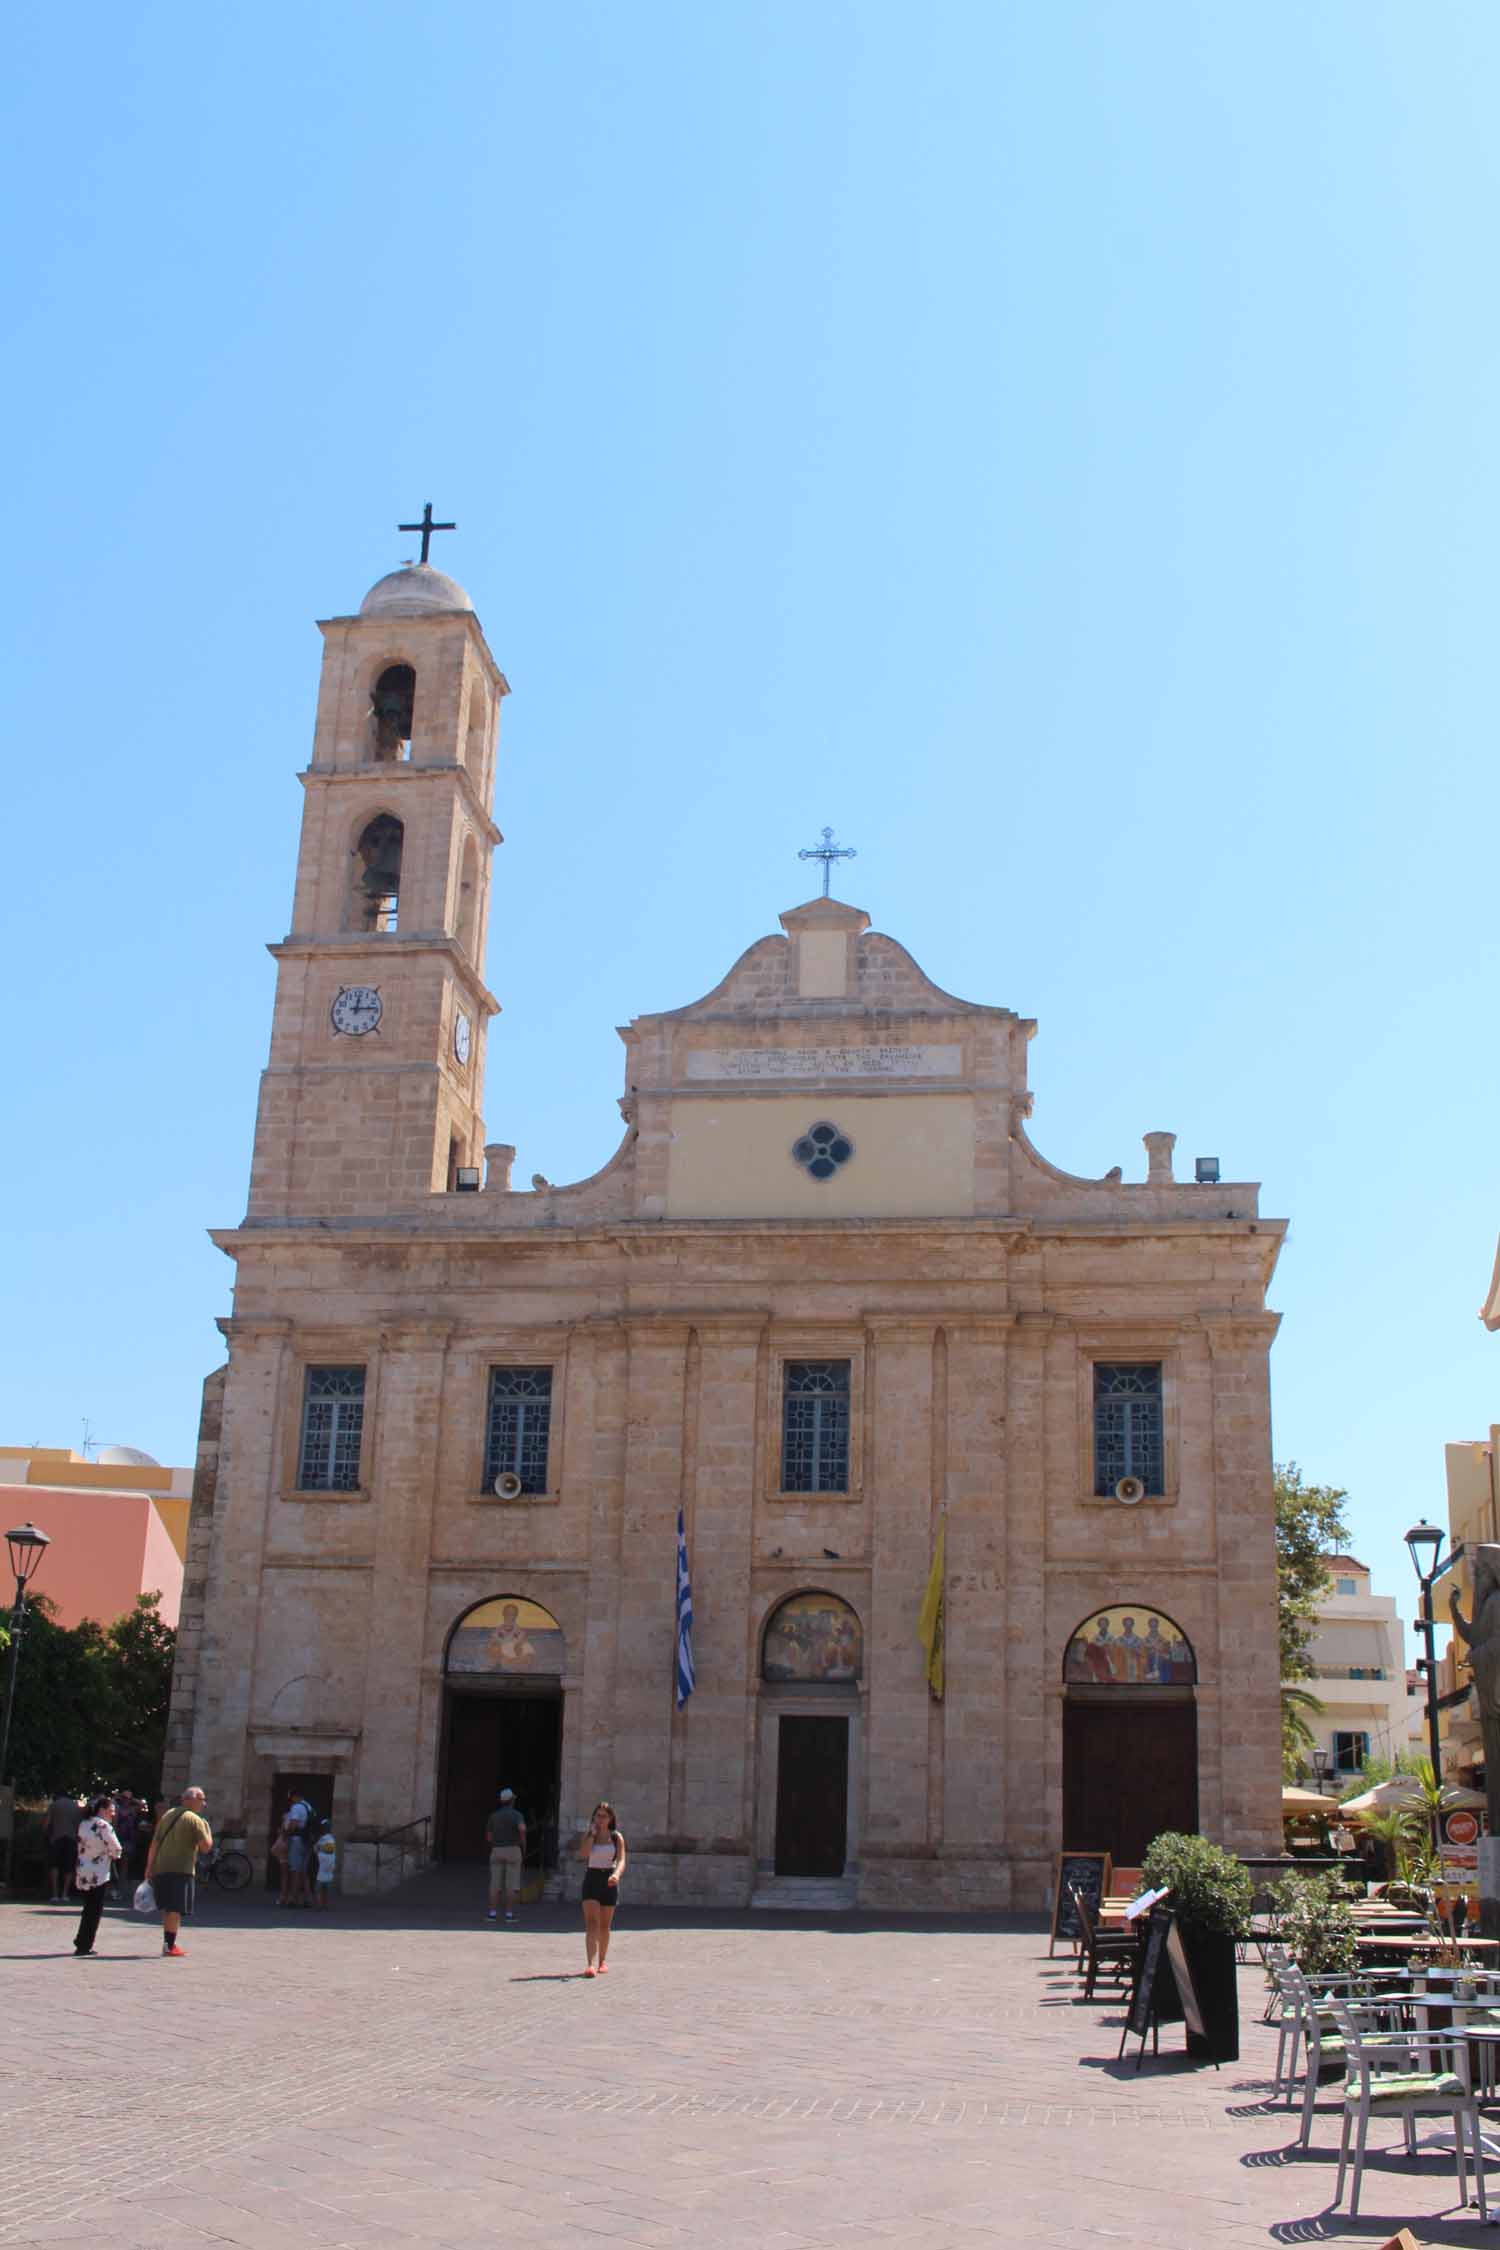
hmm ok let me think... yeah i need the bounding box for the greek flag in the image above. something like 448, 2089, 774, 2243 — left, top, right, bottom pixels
675, 1507, 696, 1708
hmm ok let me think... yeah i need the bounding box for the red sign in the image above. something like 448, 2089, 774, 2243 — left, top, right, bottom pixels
1446, 1810, 1480, 1848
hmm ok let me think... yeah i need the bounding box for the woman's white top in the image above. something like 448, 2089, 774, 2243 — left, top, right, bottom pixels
75, 1817, 122, 1892
588, 1840, 618, 1869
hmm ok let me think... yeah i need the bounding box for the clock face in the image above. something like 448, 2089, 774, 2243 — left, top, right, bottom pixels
331, 985, 382, 1036
453, 1011, 472, 1066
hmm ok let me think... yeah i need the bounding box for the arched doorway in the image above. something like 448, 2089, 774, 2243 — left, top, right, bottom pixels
1061, 1605, 1198, 1865
761, 1591, 862, 1879
438, 1596, 565, 1865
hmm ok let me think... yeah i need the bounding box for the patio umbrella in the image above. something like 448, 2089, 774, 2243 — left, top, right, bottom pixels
1338, 1777, 1485, 1820
1282, 1785, 1342, 1815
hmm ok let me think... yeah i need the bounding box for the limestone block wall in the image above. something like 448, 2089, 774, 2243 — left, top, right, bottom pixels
182, 1212, 1281, 1907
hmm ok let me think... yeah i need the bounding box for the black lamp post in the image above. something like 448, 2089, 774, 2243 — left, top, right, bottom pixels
1405, 1517, 1461, 1806
0, 1522, 50, 1790
1310, 1745, 1331, 1793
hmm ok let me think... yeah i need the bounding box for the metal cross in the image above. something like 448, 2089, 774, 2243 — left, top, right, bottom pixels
397, 501, 456, 565
798, 825, 857, 898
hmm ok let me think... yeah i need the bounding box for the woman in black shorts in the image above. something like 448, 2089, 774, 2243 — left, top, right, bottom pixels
576, 1801, 627, 1977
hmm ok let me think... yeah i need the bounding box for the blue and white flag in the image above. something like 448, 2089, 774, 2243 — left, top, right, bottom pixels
675, 1507, 696, 1709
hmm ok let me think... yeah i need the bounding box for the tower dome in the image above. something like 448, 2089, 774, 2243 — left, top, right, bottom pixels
360, 563, 474, 617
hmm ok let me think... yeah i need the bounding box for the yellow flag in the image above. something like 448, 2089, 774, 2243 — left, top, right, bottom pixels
917, 1516, 945, 1700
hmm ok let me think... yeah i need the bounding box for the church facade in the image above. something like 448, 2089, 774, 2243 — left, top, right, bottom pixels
166, 555, 1286, 1907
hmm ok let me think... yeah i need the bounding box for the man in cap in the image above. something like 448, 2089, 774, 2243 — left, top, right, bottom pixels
484, 1789, 527, 1923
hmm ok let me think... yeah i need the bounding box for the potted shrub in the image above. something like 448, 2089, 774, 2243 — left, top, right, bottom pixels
1273, 1869, 1360, 1982
1141, 1831, 1252, 2062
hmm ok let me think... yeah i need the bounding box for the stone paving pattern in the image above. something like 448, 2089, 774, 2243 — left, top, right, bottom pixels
2, 1881, 1486, 2249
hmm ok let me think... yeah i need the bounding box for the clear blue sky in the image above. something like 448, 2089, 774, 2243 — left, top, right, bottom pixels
4, 6, 1496, 1655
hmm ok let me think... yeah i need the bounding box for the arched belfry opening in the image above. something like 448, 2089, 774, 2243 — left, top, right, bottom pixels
351, 813, 403, 933
456, 833, 480, 958
1061, 1604, 1198, 1868
463, 683, 488, 774
370, 664, 415, 761
438, 1596, 565, 1869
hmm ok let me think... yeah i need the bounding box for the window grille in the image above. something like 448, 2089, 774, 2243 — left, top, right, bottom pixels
1092, 1363, 1164, 1495
297, 1366, 366, 1491
484, 1366, 553, 1494
781, 1361, 851, 1493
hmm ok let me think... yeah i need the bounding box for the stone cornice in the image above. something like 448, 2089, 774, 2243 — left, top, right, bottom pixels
267, 933, 501, 1016
380, 1319, 457, 1351
217, 1316, 293, 1343
297, 757, 503, 846
1198, 1311, 1283, 1351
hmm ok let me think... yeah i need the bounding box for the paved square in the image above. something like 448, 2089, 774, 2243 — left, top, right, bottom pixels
2, 1879, 1488, 2248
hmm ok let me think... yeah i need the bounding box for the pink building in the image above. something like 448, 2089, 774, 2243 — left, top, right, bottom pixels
2, 1487, 183, 1630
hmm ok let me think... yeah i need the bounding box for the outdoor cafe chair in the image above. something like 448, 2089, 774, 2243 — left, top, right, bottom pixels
1326, 1994, 1489, 2222
1069, 1883, 1136, 2003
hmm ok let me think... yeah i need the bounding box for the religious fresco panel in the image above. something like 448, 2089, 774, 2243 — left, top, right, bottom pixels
448, 1596, 565, 1676
1064, 1606, 1195, 1688
762, 1591, 863, 1683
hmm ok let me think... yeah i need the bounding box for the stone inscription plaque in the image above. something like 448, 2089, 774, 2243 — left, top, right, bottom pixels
685, 1043, 963, 1082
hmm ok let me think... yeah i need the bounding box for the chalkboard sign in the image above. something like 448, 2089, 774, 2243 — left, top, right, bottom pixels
1127, 1903, 1175, 2042
1049, 1852, 1112, 1954
1165, 1917, 1206, 2041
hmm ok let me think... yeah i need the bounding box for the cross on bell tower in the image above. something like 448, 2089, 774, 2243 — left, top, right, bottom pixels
397, 501, 456, 565
798, 825, 857, 899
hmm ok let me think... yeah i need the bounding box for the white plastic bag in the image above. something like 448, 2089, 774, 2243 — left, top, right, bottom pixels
132, 1879, 155, 1915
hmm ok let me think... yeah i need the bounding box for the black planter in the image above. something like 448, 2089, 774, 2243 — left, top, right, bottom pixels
1177, 1926, 1240, 2063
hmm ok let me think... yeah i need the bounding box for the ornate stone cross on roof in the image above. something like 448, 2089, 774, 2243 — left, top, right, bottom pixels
798, 825, 857, 898
398, 501, 456, 565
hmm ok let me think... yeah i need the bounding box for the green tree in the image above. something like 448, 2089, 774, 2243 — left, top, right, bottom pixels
0, 1591, 174, 1801
1276, 1462, 1352, 1679
1276, 1463, 1351, 1782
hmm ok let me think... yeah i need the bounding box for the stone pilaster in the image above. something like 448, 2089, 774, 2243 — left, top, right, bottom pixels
942, 1321, 1013, 1857
864, 1321, 938, 1864
1006, 1316, 1052, 1904
607, 1322, 691, 1838
183, 1320, 292, 1829
355, 1323, 452, 1834
678, 1320, 764, 1855
1203, 1315, 1283, 1856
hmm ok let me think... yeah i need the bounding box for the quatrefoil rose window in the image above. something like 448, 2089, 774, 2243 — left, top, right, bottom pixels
792, 1120, 854, 1181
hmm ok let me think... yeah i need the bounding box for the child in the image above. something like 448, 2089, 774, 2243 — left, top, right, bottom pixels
313, 1824, 338, 1908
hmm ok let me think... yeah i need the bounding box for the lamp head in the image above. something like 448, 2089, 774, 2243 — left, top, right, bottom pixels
5, 1522, 50, 1588
1405, 1517, 1445, 1580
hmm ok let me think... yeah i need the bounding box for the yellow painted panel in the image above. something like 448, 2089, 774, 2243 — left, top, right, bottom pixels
664, 1093, 974, 1218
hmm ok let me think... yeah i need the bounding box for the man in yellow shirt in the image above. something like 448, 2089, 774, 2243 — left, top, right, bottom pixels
145, 1787, 213, 1958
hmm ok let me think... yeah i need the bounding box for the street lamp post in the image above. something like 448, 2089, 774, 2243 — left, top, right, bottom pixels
0, 1523, 51, 1791
1310, 1746, 1331, 1793
1403, 1530, 1475, 1881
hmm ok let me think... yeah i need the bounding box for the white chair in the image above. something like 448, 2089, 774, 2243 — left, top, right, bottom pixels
1327, 1995, 1488, 2221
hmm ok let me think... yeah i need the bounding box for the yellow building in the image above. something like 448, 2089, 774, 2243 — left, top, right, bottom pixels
1438, 1437, 1500, 1785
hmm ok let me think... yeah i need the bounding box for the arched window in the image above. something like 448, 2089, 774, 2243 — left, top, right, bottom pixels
447, 1596, 565, 1677
464, 682, 488, 773
762, 1590, 862, 1683
370, 664, 416, 762
1063, 1606, 1195, 1687
351, 812, 403, 933
455, 833, 480, 957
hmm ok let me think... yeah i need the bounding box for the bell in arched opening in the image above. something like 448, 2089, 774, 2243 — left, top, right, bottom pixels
370, 664, 416, 761
354, 813, 403, 933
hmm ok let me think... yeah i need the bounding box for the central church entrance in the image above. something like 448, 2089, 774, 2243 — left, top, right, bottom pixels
439, 1596, 565, 1867
1061, 1604, 1199, 1865
762, 1590, 863, 1881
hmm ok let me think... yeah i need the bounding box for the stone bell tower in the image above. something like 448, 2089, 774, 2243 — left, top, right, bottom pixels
245, 547, 507, 1219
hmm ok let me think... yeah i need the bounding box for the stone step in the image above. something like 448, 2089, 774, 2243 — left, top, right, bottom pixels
750, 1877, 857, 1912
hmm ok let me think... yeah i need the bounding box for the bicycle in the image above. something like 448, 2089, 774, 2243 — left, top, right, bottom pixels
199, 1841, 254, 1892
